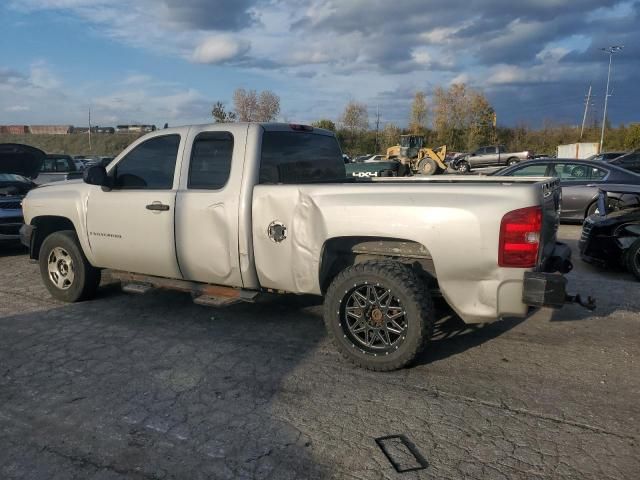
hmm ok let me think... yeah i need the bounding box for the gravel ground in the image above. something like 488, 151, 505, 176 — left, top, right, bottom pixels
0, 225, 638, 480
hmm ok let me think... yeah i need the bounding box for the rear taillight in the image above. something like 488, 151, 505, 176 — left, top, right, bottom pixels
498, 206, 542, 268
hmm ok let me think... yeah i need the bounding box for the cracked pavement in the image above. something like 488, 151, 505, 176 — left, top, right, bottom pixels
0, 225, 638, 479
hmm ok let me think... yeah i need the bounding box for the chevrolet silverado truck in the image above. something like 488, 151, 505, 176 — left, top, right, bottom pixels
20, 123, 582, 371
452, 145, 534, 173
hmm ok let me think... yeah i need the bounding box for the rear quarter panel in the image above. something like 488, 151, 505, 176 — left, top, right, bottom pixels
252, 180, 551, 323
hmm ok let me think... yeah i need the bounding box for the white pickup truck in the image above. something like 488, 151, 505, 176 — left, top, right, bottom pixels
20, 123, 582, 370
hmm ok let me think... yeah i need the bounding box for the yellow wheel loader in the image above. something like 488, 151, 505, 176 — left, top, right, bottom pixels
386, 135, 448, 175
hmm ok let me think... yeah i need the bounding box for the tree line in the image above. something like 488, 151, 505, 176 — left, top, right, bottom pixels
213, 84, 640, 156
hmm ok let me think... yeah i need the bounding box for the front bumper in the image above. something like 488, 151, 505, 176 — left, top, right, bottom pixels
0, 215, 24, 240
19, 223, 34, 250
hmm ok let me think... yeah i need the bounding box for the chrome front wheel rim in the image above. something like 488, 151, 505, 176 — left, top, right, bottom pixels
47, 247, 75, 290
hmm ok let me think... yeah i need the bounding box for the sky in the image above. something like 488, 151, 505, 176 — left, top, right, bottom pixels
0, 0, 639, 129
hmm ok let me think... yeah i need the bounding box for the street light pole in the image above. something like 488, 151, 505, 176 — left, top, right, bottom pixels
599, 45, 623, 152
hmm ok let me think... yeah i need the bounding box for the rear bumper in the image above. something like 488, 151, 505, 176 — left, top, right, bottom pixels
522, 242, 572, 309
522, 272, 568, 308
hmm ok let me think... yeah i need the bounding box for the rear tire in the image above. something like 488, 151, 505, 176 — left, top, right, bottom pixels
323, 261, 434, 371
508, 158, 519, 166
39, 231, 101, 302
624, 239, 640, 281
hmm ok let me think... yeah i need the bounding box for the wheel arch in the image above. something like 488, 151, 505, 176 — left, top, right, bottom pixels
319, 236, 437, 294
30, 215, 78, 260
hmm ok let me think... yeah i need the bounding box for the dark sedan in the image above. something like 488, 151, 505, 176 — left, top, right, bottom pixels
609, 149, 640, 174
492, 158, 640, 221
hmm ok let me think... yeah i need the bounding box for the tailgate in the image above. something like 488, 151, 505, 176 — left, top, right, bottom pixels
538, 178, 562, 269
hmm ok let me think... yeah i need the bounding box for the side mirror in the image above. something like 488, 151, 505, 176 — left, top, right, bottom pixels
83, 165, 111, 189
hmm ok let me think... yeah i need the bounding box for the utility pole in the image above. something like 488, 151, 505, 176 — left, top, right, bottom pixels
88, 107, 92, 152
580, 85, 592, 140
600, 45, 624, 152
374, 105, 380, 153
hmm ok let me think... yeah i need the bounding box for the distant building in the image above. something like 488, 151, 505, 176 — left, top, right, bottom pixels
29, 125, 73, 135
1, 125, 29, 134
116, 124, 156, 133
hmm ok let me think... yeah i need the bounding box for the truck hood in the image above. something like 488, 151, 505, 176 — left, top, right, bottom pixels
0, 143, 46, 179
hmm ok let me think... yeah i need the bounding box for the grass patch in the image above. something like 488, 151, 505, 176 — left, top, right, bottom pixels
0, 133, 141, 156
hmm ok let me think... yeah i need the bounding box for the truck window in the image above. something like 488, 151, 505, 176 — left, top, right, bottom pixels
259, 131, 345, 184
113, 134, 180, 189
188, 132, 234, 190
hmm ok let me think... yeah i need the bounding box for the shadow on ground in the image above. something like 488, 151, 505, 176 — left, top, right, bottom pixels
0, 288, 330, 480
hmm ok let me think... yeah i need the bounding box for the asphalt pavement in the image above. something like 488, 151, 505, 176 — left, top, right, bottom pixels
0, 225, 638, 479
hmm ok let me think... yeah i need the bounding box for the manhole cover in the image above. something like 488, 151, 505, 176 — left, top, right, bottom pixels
375, 435, 428, 473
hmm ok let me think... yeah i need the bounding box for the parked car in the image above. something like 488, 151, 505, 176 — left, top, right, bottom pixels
580, 185, 640, 280
585, 152, 625, 162
361, 155, 387, 162
609, 149, 640, 174
451, 145, 534, 173
37, 154, 83, 184
492, 158, 640, 221
21, 122, 580, 371
0, 144, 44, 241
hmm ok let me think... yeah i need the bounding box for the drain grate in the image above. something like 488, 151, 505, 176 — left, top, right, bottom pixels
375, 435, 428, 473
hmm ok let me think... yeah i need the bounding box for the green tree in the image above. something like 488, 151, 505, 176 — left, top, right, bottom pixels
312, 119, 336, 131
433, 83, 495, 151
211, 101, 236, 123
382, 123, 402, 149
624, 124, 640, 150
409, 91, 428, 135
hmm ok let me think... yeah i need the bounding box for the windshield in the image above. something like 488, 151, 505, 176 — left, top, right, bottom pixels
0, 173, 29, 183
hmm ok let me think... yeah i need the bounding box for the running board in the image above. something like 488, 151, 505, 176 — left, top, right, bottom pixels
109, 270, 259, 306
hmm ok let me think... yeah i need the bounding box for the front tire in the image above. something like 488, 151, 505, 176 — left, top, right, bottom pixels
418, 158, 438, 176
323, 261, 434, 371
457, 160, 470, 173
39, 231, 101, 302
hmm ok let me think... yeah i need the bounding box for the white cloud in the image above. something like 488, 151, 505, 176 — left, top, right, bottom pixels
5, 105, 30, 112
29, 62, 61, 89
191, 35, 250, 64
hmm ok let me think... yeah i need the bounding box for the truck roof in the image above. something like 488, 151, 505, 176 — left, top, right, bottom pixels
168, 122, 335, 136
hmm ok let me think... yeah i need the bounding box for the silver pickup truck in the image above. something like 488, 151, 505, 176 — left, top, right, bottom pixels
20, 123, 579, 370
452, 145, 534, 173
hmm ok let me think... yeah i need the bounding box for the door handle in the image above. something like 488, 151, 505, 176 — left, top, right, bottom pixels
146, 202, 170, 211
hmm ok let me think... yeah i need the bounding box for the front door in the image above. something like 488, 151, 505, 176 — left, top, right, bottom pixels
86, 133, 184, 279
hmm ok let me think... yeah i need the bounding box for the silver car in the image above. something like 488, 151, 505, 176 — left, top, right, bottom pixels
494, 158, 640, 221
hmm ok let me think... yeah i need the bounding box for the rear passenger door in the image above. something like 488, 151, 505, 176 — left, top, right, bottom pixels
174, 125, 248, 287
481, 146, 499, 166
550, 162, 608, 219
